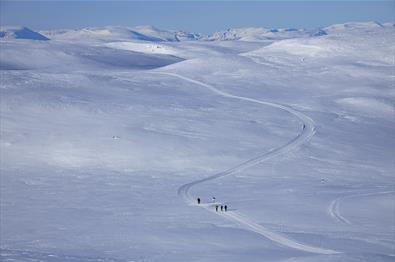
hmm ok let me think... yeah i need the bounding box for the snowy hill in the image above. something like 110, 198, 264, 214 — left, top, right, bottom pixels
40, 25, 201, 42
243, 21, 394, 64
132, 25, 201, 41
40, 26, 160, 42
323, 21, 386, 33
205, 27, 322, 41
204, 22, 393, 42
0, 26, 49, 40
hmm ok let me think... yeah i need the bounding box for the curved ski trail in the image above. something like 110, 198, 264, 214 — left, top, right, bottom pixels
328, 191, 394, 225
154, 72, 339, 255
328, 197, 352, 225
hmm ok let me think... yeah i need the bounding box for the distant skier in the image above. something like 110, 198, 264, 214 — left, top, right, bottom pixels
220, 205, 223, 211
224, 205, 227, 212
215, 205, 219, 212
212, 197, 216, 203
197, 198, 201, 204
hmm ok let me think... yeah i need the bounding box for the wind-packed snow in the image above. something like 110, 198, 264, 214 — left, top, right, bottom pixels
1, 22, 394, 262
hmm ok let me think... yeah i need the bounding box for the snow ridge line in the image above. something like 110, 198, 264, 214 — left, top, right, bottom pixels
151, 72, 339, 255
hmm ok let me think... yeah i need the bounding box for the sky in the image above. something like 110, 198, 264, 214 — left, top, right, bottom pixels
0, 1, 394, 34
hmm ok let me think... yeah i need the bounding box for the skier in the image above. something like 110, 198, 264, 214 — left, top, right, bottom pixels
224, 205, 227, 212
220, 205, 223, 211
215, 205, 219, 212
197, 198, 201, 204
212, 196, 216, 203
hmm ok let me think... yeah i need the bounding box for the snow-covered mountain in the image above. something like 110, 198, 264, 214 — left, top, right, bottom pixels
323, 21, 388, 33
132, 25, 201, 41
204, 22, 393, 41
205, 27, 317, 41
0, 26, 49, 40
3, 22, 393, 44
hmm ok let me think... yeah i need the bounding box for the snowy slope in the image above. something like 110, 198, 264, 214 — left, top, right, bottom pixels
1, 22, 394, 262
0, 39, 183, 70
0, 26, 49, 40
243, 21, 394, 65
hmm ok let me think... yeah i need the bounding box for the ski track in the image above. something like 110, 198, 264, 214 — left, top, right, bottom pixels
328, 191, 395, 225
151, 72, 340, 255
328, 197, 352, 225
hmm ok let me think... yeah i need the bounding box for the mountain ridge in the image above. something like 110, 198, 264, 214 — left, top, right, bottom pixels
1, 21, 392, 42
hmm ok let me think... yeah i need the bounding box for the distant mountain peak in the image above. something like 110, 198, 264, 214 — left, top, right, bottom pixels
0, 26, 49, 40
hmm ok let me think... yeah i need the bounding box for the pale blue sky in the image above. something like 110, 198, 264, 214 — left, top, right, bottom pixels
1, 1, 393, 34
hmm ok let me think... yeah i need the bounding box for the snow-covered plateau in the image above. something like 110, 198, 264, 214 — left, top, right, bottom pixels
0, 22, 394, 262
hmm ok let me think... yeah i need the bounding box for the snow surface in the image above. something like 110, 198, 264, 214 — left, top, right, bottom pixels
1, 22, 394, 261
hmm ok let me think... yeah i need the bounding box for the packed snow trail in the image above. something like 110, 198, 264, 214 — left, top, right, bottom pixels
152, 72, 340, 255
328, 191, 394, 225
328, 196, 352, 225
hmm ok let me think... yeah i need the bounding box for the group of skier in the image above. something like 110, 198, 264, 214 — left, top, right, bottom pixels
196, 197, 228, 212
215, 204, 227, 212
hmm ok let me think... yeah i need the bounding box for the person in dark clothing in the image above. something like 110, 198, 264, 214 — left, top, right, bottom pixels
197, 198, 201, 204
215, 205, 219, 212
224, 205, 227, 212
220, 205, 223, 211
